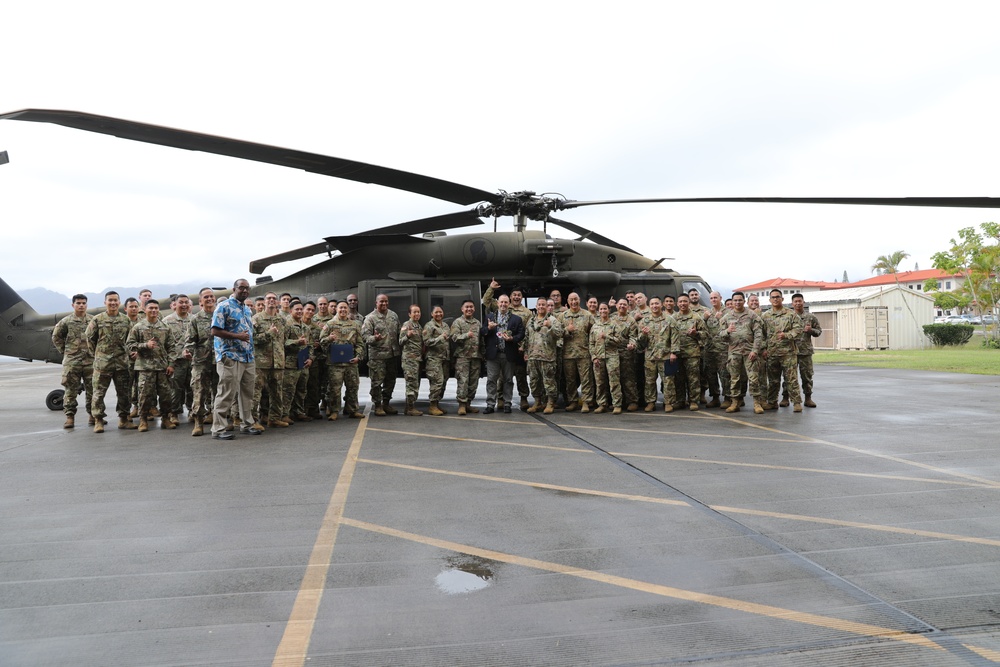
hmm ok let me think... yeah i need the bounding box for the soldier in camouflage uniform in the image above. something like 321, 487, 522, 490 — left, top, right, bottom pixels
306, 296, 333, 418
51, 294, 95, 429
761, 289, 804, 412
482, 280, 532, 410
163, 294, 194, 425
322, 301, 365, 420
126, 300, 180, 432
670, 294, 706, 411
450, 300, 484, 415
719, 292, 765, 414
559, 292, 594, 412
252, 293, 287, 427
185, 288, 220, 436
788, 293, 821, 408
637, 297, 674, 412
612, 299, 640, 411
422, 306, 450, 416
525, 299, 563, 414
86, 291, 136, 433
702, 291, 728, 409
281, 302, 313, 422
363, 294, 402, 416
399, 304, 425, 416
296, 302, 323, 418
589, 302, 623, 413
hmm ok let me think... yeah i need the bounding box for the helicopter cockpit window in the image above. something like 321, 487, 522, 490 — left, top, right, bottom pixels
428, 287, 474, 323
681, 281, 713, 300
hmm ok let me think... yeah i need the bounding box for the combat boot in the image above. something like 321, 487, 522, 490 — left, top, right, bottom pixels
707, 396, 721, 409
63, 415, 74, 429
520, 397, 529, 411
720, 398, 732, 410
191, 418, 203, 436
405, 399, 423, 416
268, 419, 289, 428
753, 400, 764, 415
382, 401, 398, 415
458, 402, 467, 416
87, 414, 96, 426
128, 406, 139, 419
94, 420, 104, 433
689, 402, 699, 411
162, 415, 177, 429
580, 403, 590, 413
428, 401, 445, 416
793, 403, 803, 413
138, 418, 149, 433
594, 405, 606, 413
526, 402, 538, 413
626, 403, 638, 412
373, 403, 387, 416
543, 401, 555, 415
612, 406, 622, 415
664, 404, 674, 413
564, 401, 579, 412
644, 403, 655, 412
467, 404, 480, 413
119, 418, 137, 430
725, 402, 740, 413
804, 395, 817, 408
779, 396, 790, 408
327, 412, 339, 421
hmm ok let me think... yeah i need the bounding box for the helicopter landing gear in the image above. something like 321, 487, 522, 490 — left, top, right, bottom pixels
46, 389, 65, 411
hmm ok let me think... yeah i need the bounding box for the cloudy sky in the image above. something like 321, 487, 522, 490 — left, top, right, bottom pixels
2, 2, 999, 298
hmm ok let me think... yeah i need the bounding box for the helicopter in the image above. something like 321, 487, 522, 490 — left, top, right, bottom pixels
2, 108, 1000, 408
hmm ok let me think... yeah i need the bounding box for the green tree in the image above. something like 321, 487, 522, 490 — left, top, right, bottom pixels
932, 223, 1000, 340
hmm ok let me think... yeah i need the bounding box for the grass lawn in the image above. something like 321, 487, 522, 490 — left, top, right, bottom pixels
814, 337, 1000, 375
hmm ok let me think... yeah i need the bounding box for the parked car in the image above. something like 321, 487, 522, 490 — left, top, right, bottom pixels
982, 315, 996, 325
939, 316, 968, 325
960, 314, 983, 325
934, 315, 953, 323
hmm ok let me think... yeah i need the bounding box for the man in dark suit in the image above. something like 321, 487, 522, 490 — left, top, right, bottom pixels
481, 294, 525, 414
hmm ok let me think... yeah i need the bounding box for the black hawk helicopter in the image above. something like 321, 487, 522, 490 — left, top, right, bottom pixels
1, 109, 999, 408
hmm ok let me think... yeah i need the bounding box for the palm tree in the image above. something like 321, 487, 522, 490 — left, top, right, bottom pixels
871, 250, 918, 327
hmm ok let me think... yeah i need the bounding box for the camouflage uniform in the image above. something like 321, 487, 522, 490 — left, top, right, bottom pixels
306, 312, 333, 417
612, 313, 640, 408
482, 285, 531, 405
559, 308, 595, 408
399, 319, 425, 405
638, 312, 674, 407
762, 308, 804, 407
525, 314, 563, 407
589, 318, 622, 409
282, 317, 313, 419
719, 309, 764, 404
703, 308, 729, 401
126, 319, 179, 420
322, 317, 364, 415
52, 312, 95, 420
450, 314, 484, 406
422, 318, 451, 404
362, 309, 401, 406
252, 311, 286, 423
670, 311, 706, 405
163, 312, 194, 417
86, 312, 134, 423
791, 311, 822, 399
185, 309, 218, 422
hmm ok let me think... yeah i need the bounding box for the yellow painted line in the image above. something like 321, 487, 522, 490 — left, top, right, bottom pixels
271, 411, 368, 667
964, 643, 1000, 662
700, 411, 1000, 489
568, 423, 812, 443
610, 452, 995, 489
713, 505, 1000, 548
358, 458, 689, 506
341, 517, 942, 652
366, 427, 590, 453
360, 457, 1000, 549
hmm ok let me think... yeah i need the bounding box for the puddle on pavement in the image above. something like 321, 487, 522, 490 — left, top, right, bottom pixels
435, 555, 497, 594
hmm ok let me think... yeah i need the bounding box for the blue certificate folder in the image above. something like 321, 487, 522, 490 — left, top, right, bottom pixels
296, 348, 311, 369
663, 358, 679, 377
329, 344, 355, 363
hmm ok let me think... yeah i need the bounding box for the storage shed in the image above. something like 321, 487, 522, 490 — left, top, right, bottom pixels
801, 285, 935, 350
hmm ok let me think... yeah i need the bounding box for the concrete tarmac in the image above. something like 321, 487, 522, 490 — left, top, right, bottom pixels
2, 361, 1000, 666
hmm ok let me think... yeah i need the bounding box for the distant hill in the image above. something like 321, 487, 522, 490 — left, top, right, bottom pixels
20, 282, 226, 315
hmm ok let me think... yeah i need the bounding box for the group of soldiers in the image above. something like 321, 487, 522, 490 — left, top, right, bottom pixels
51, 282, 821, 435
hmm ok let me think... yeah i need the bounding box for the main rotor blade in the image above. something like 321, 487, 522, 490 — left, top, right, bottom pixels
1, 109, 498, 207
546, 217, 639, 255
559, 196, 1000, 210
249, 242, 334, 275
360, 209, 484, 236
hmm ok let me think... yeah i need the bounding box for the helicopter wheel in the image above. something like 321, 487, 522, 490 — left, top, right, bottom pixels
46, 389, 65, 412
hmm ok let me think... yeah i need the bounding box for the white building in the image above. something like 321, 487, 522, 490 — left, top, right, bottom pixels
803, 285, 935, 350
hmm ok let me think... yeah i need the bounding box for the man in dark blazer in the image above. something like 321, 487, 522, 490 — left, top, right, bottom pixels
481, 293, 525, 414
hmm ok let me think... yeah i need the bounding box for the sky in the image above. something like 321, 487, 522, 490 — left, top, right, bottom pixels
2, 2, 999, 298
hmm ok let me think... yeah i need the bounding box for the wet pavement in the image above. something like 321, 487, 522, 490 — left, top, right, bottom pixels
2, 361, 1000, 666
